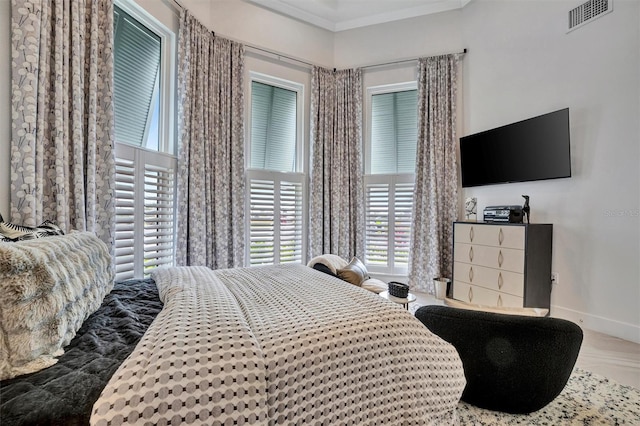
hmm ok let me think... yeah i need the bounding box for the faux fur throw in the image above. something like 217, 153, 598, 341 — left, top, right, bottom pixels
0, 232, 114, 380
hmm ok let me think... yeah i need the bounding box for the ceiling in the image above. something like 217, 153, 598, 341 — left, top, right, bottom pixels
247, 0, 471, 32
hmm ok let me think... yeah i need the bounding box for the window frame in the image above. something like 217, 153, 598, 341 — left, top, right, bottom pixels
245, 72, 306, 267
364, 81, 418, 277
115, 0, 176, 155
113, 0, 177, 280
246, 72, 304, 173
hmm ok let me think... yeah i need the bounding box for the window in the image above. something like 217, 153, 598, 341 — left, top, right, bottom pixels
365, 85, 418, 275
113, 2, 176, 280
246, 75, 305, 266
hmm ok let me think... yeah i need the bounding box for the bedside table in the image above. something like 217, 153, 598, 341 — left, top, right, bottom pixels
379, 291, 417, 310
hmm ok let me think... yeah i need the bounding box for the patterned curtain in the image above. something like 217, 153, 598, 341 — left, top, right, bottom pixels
176, 10, 245, 269
10, 0, 116, 249
308, 67, 364, 260
409, 54, 460, 293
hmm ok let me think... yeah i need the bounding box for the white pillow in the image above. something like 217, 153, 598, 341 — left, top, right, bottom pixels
361, 278, 387, 294
306, 254, 348, 274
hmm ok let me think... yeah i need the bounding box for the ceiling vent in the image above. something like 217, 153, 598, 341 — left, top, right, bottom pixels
568, 0, 613, 32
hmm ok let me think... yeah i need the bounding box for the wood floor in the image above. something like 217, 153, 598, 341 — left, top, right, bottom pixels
411, 291, 640, 389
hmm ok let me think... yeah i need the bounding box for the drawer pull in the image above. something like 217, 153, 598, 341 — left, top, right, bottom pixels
498, 250, 504, 267
497, 295, 503, 307
498, 272, 504, 289
469, 267, 474, 282
498, 228, 504, 245
469, 246, 474, 262
468, 287, 473, 302
469, 226, 474, 242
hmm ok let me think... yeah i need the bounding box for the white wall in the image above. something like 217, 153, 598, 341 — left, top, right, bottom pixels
0, 0, 10, 219
334, 0, 640, 343
334, 9, 463, 68
461, 0, 639, 342
182, 0, 334, 67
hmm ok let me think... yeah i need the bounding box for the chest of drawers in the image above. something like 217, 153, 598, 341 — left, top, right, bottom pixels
452, 222, 553, 310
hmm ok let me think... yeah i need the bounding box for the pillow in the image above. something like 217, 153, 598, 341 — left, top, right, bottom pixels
361, 278, 387, 294
0, 232, 114, 380
337, 257, 369, 287
0, 217, 65, 242
307, 254, 348, 274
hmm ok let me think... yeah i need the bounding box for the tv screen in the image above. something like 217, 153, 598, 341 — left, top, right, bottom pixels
460, 108, 571, 188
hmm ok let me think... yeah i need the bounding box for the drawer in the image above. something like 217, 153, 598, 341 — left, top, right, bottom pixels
454, 223, 525, 249
454, 243, 524, 273
453, 281, 524, 308
453, 262, 524, 298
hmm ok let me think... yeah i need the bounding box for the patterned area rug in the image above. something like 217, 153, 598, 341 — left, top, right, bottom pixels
456, 368, 640, 425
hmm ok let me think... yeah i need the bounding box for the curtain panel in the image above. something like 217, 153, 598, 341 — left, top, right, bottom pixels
308, 67, 364, 261
10, 0, 116, 249
176, 10, 245, 269
409, 54, 460, 293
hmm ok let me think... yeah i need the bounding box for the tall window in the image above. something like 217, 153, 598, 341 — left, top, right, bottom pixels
365, 84, 418, 275
246, 75, 305, 266
113, 2, 176, 280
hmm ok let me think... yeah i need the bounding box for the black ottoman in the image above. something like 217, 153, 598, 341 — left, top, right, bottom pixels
415, 305, 583, 414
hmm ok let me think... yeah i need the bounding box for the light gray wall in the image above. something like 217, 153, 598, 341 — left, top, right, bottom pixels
335, 0, 640, 342
183, 0, 335, 68
460, 0, 639, 341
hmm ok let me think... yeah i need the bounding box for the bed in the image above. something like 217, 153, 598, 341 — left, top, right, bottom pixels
1, 246, 466, 425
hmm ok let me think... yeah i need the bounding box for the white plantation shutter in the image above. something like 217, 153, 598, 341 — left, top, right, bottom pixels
249, 179, 275, 265
114, 144, 176, 280
248, 172, 303, 266
365, 182, 389, 266
144, 163, 175, 270
114, 154, 136, 280
279, 180, 303, 263
364, 175, 413, 274
366, 86, 418, 275
393, 182, 414, 267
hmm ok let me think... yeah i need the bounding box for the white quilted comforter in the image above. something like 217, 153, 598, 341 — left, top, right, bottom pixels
91, 265, 465, 425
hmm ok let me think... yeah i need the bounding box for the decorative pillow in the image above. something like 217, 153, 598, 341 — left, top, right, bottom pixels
307, 254, 348, 274
337, 257, 369, 287
0, 217, 65, 242
361, 278, 388, 294
0, 232, 114, 380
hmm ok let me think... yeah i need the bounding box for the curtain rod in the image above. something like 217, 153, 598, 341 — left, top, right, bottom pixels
360, 48, 467, 70
165, 0, 466, 71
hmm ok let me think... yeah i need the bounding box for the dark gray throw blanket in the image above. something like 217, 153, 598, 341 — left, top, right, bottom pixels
0, 279, 162, 426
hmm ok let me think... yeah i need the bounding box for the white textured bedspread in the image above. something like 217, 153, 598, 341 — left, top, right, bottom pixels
91, 265, 465, 425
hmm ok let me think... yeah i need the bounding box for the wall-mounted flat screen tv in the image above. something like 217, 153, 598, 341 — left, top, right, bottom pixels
460, 108, 571, 188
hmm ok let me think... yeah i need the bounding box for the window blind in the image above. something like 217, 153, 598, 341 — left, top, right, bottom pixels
370, 90, 418, 174
113, 6, 161, 148
250, 81, 297, 172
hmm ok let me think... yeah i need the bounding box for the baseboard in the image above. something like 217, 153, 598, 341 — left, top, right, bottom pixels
552, 305, 640, 344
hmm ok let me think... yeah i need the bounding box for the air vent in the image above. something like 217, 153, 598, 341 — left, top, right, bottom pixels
568, 0, 613, 32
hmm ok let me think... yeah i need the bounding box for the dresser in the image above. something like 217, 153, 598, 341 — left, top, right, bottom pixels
452, 222, 553, 310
